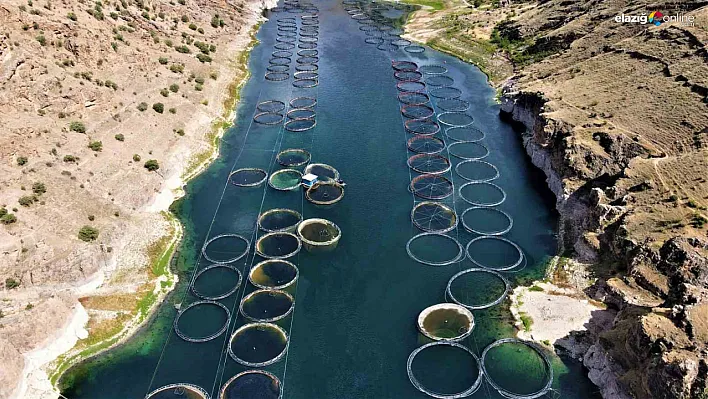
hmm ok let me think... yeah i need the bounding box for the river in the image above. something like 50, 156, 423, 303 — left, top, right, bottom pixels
59, 0, 601, 398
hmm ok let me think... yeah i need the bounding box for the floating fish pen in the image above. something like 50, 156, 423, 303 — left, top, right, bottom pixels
201, 234, 250, 264
146, 383, 210, 399
276, 148, 311, 168
173, 300, 231, 343
249, 259, 299, 290
407, 341, 483, 398
417, 303, 474, 342
303, 163, 339, 182
257, 208, 303, 233
227, 323, 289, 367
219, 370, 282, 399
411, 201, 457, 233
240, 289, 295, 322
229, 168, 268, 187
296, 218, 341, 252
268, 169, 303, 191
481, 338, 553, 399
305, 182, 344, 205
191, 264, 242, 300
446, 268, 510, 310
255, 232, 301, 259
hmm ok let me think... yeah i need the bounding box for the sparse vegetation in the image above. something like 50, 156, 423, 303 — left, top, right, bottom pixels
78, 226, 99, 242
1, 212, 18, 224
63, 155, 77, 163
88, 141, 103, 152
32, 182, 46, 195
18, 195, 38, 207
69, 121, 86, 133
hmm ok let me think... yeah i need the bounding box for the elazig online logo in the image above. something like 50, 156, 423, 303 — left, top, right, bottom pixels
615, 11, 695, 26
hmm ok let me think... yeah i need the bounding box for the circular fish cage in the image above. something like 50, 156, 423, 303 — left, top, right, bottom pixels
255, 232, 301, 259
271, 50, 293, 58
405, 45, 425, 53
229, 168, 268, 187
295, 61, 318, 70
219, 370, 282, 399
437, 98, 470, 112
249, 259, 299, 290
405, 118, 440, 136
394, 70, 423, 81
426, 75, 454, 87
253, 112, 285, 125
305, 182, 344, 205
276, 148, 311, 167
461, 207, 513, 236
146, 383, 210, 399
406, 232, 463, 266
274, 42, 295, 50
407, 154, 451, 175
419, 64, 448, 75
287, 107, 316, 120
392, 60, 418, 71
173, 300, 231, 343
410, 174, 453, 200
227, 323, 289, 367
290, 96, 317, 109
407, 135, 445, 154
466, 236, 524, 271
429, 86, 462, 99
297, 218, 341, 252
411, 201, 457, 233
437, 112, 474, 127
269, 56, 292, 66
459, 182, 506, 207
455, 160, 499, 183
397, 80, 426, 93
445, 126, 485, 142
292, 79, 319, 89
202, 234, 250, 264
402, 104, 435, 120
267, 64, 290, 73
481, 338, 554, 399
257, 208, 303, 233
304, 163, 340, 182
407, 341, 483, 399
398, 91, 430, 105
285, 117, 317, 131
417, 303, 474, 341
192, 264, 242, 300
446, 268, 510, 310
257, 100, 286, 113
240, 289, 295, 322
265, 72, 290, 81
447, 141, 489, 160
268, 169, 303, 191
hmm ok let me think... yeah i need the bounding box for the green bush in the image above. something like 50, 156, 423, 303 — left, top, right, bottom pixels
152, 103, 164, 113
32, 182, 46, 195
175, 45, 191, 54
144, 159, 160, 171
88, 215, 95, 221
133, 154, 141, 162
211, 15, 220, 28
195, 76, 205, 84
181, 15, 188, 22
67, 12, 77, 21
88, 140, 103, 151
194, 84, 203, 91
1, 213, 17, 224
63, 154, 77, 162
158, 57, 168, 65
5, 278, 20, 289
36, 35, 46, 46
160, 88, 169, 97
78, 225, 99, 242
188, 23, 197, 30
115, 133, 125, 141
69, 121, 86, 133
137, 102, 148, 111
169, 108, 176, 114
169, 83, 179, 93
17, 156, 28, 166
209, 71, 218, 80
18, 195, 37, 207
196, 54, 212, 63
169, 64, 184, 73
0, 208, 6, 217
176, 128, 185, 136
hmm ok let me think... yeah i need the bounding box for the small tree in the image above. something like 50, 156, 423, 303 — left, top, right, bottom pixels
69, 121, 86, 133
78, 225, 99, 241
144, 159, 160, 171
5, 278, 20, 289
152, 103, 164, 113
88, 141, 103, 151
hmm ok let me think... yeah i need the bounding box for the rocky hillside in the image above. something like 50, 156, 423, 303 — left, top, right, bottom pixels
0, 0, 264, 397
497, 0, 708, 398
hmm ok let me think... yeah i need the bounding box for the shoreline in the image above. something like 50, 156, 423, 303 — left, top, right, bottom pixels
13, 17, 266, 399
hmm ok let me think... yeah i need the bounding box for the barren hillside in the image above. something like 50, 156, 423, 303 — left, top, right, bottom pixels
0, 0, 265, 397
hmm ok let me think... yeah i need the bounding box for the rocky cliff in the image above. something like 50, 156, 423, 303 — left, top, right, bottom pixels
499, 1, 708, 397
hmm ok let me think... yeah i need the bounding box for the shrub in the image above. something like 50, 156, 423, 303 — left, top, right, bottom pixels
195, 76, 205, 84
0, 208, 6, 217
133, 154, 141, 162
78, 225, 99, 241
188, 23, 197, 30
63, 154, 77, 162
687, 199, 698, 208
181, 15, 188, 22
69, 121, 86, 133
144, 159, 160, 171
160, 88, 169, 97
196, 54, 212, 63
165, 39, 173, 47
32, 182, 46, 195
175, 45, 190, 54
115, 133, 125, 141
137, 102, 148, 111
1, 213, 17, 224
169, 108, 176, 114
169, 83, 179, 93
36, 35, 46, 46
88, 215, 95, 221
17, 156, 28, 166
194, 84, 203, 91
67, 12, 77, 21
5, 278, 20, 289
105, 80, 118, 90
176, 128, 185, 136
169, 64, 184, 73
211, 15, 220, 28
18, 195, 37, 207
159, 57, 168, 65
152, 103, 164, 113
209, 71, 218, 80
88, 141, 103, 151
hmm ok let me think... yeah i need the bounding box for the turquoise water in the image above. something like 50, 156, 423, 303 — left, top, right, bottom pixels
59, 1, 601, 398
